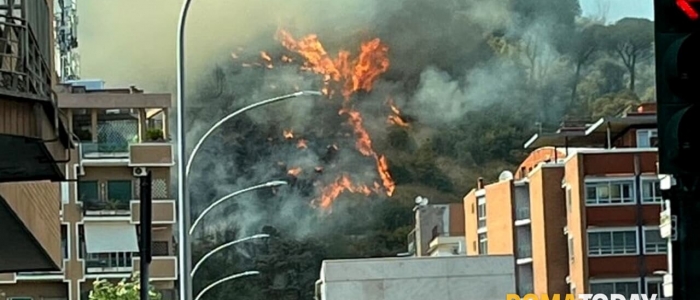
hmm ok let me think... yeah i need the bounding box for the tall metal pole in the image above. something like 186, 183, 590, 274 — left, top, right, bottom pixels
177, 1, 194, 300
139, 171, 153, 300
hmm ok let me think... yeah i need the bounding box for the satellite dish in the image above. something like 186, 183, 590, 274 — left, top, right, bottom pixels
498, 170, 514, 181
415, 196, 429, 206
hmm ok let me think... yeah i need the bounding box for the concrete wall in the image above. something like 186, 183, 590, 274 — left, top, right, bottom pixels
319, 255, 516, 300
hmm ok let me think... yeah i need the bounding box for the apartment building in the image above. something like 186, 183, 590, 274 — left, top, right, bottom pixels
0, 0, 74, 274
464, 103, 668, 298
407, 201, 465, 257
0, 80, 177, 300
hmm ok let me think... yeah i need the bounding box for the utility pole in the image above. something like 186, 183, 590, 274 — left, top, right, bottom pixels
139, 171, 153, 300
654, 0, 700, 298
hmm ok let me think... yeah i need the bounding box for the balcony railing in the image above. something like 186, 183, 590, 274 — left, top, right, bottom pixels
0, 15, 52, 101
82, 199, 131, 215
85, 256, 134, 274
80, 142, 130, 158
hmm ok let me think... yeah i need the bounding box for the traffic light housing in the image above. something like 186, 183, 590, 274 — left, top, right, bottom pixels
655, 0, 700, 176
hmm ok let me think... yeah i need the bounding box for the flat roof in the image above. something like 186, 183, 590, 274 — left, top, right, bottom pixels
57, 92, 171, 109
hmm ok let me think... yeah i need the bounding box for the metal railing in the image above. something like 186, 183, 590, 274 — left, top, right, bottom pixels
84, 256, 134, 274
0, 15, 52, 101
81, 199, 131, 215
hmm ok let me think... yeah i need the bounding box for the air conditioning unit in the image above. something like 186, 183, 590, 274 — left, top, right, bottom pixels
133, 167, 148, 177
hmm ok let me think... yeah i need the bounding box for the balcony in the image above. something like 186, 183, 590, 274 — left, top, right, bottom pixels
85, 254, 135, 274
428, 233, 466, 256
129, 143, 173, 166
131, 200, 176, 224
82, 199, 131, 216
133, 256, 177, 280
407, 228, 416, 254
0, 1, 73, 183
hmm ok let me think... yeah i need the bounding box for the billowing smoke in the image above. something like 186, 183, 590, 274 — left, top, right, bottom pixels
80, 0, 581, 240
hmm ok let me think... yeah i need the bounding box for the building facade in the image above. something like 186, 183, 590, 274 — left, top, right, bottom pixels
0, 80, 177, 300
407, 202, 465, 257
464, 104, 668, 298
0, 0, 74, 274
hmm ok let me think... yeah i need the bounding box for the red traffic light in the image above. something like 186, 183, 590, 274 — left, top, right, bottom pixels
677, 0, 700, 20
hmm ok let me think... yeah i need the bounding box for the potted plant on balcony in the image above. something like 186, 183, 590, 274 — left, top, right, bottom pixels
89, 272, 161, 300
104, 199, 124, 212
145, 128, 164, 142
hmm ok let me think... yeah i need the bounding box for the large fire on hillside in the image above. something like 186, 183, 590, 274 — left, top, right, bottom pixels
233, 29, 410, 210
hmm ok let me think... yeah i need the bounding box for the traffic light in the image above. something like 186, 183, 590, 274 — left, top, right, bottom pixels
655, 0, 700, 176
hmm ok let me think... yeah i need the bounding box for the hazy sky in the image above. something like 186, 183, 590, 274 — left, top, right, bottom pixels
75, 0, 655, 92
580, 0, 654, 22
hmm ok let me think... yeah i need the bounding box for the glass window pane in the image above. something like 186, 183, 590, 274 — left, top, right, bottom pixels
586, 186, 597, 201
107, 180, 132, 202
591, 283, 615, 295
78, 181, 98, 202
598, 184, 610, 200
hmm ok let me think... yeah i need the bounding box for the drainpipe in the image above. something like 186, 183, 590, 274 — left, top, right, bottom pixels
606, 121, 612, 149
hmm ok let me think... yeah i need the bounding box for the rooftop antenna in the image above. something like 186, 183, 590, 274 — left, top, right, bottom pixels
55, 0, 80, 82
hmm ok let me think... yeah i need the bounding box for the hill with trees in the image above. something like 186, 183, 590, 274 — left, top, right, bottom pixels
185, 0, 654, 298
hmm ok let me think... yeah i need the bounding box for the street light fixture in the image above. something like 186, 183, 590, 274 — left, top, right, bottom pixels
193, 271, 261, 300
185, 90, 322, 178
189, 181, 288, 235
190, 234, 270, 277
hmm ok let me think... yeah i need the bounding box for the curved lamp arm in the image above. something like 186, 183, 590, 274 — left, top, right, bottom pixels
185, 90, 323, 177
189, 180, 287, 235
191, 234, 270, 277
194, 271, 260, 300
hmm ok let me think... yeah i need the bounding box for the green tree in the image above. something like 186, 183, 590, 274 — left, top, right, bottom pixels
89, 273, 161, 300
604, 18, 654, 92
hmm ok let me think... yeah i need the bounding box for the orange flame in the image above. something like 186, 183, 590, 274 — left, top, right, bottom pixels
288, 167, 302, 176
260, 51, 273, 69
386, 97, 409, 127
297, 139, 308, 149
283, 129, 294, 139
316, 175, 372, 209
277, 30, 395, 209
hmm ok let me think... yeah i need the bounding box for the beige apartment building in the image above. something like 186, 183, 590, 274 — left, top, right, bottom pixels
464, 103, 668, 298
0, 0, 73, 276
0, 80, 178, 300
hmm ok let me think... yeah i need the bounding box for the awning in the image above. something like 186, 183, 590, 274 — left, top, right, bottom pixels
84, 223, 140, 253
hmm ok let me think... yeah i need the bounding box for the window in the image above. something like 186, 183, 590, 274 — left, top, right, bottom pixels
585, 180, 634, 205
77, 181, 98, 202
641, 180, 663, 203
636, 129, 658, 148
477, 197, 486, 228
568, 236, 574, 262
78, 225, 85, 258
107, 180, 132, 202
590, 281, 640, 298
61, 225, 68, 259
588, 229, 638, 256
478, 233, 488, 255
644, 228, 667, 254
565, 186, 572, 213
646, 280, 663, 296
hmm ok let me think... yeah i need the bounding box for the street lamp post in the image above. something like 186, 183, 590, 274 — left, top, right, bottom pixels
178, 3, 322, 300
185, 90, 322, 177
176, 1, 194, 300
194, 271, 261, 300
189, 181, 288, 235
190, 234, 270, 277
